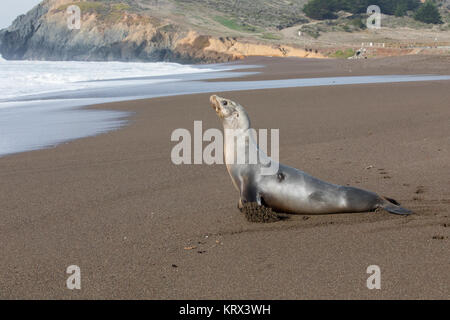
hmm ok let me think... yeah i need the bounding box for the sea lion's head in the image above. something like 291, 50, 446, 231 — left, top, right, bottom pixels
210, 95, 250, 130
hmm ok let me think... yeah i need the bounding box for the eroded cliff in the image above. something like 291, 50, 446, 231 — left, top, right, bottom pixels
0, 0, 323, 63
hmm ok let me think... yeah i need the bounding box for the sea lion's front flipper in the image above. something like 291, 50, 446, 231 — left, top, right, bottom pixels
239, 176, 261, 206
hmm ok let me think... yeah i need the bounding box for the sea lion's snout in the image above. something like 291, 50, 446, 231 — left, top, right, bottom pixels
210, 95, 222, 115
210, 95, 218, 105
210, 95, 236, 121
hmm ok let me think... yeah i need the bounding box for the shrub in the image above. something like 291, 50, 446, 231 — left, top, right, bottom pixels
303, 0, 422, 19
330, 48, 355, 58
303, 0, 338, 20
414, 1, 443, 24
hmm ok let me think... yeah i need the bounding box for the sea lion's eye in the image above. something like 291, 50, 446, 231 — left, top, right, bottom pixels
223, 101, 228, 106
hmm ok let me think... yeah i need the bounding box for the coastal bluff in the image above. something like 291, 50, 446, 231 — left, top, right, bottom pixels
0, 0, 323, 63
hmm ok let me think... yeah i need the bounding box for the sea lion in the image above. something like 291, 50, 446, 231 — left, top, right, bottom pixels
210, 95, 413, 216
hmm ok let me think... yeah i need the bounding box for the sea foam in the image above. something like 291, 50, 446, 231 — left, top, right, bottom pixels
0, 59, 217, 101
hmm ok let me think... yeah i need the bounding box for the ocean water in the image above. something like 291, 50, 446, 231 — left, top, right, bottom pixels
0, 58, 235, 157
1, 56, 450, 157
0, 58, 218, 100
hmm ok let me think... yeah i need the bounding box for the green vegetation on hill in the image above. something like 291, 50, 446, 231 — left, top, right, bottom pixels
175, 0, 309, 30
302, 0, 445, 24
56, 1, 109, 14
213, 16, 260, 33
261, 32, 283, 40
56, 1, 134, 23
304, 0, 422, 18
329, 48, 355, 58
414, 1, 443, 24
54, 1, 162, 24
303, 0, 338, 19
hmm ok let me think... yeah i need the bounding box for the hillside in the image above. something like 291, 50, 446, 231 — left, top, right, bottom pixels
0, 0, 449, 63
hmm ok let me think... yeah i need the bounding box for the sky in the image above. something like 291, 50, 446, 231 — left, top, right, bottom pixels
0, 0, 42, 29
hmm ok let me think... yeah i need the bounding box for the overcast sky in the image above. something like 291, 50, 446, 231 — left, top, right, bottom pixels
0, 0, 42, 29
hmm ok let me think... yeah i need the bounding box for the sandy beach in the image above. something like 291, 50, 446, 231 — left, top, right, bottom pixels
0, 56, 449, 299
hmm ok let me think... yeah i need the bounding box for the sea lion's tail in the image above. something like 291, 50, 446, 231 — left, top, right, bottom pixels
381, 197, 413, 215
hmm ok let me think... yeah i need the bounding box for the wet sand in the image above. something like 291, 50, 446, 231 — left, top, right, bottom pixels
0, 56, 449, 299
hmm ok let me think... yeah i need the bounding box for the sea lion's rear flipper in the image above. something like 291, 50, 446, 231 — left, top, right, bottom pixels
383, 205, 413, 215
381, 198, 413, 215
